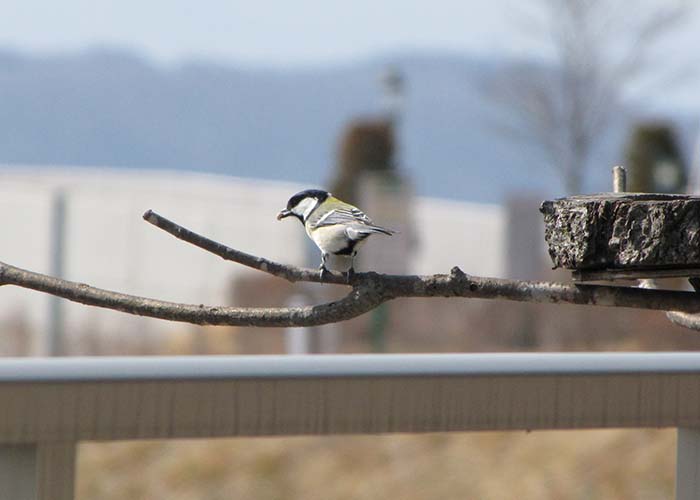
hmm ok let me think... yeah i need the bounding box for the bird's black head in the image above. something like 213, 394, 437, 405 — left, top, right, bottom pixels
285, 189, 330, 210
277, 189, 330, 222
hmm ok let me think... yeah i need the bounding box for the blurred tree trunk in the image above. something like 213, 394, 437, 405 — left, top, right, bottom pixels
490, 0, 690, 195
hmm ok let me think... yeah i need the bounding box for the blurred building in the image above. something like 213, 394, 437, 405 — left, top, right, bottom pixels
411, 196, 504, 276
0, 166, 505, 355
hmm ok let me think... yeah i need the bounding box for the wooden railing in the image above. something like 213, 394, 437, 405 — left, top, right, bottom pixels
1, 353, 700, 500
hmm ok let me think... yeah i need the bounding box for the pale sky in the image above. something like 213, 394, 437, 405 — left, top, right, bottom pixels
0, 0, 697, 107
0, 0, 560, 65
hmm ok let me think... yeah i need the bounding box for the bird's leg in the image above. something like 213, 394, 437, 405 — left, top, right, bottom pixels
319, 252, 330, 280
347, 252, 356, 283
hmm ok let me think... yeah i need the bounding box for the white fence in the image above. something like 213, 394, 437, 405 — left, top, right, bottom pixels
0, 168, 308, 350
1, 352, 700, 499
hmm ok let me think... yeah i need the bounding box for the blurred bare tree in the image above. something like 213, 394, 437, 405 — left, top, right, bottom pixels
491, 0, 690, 195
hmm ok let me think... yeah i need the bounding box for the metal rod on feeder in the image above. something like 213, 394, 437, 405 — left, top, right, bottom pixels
613, 165, 627, 193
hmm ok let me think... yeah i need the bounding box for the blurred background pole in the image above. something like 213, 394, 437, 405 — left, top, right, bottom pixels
380, 66, 404, 167
368, 67, 406, 353
365, 69, 400, 353
369, 303, 388, 352
328, 66, 414, 353
48, 190, 66, 356
284, 294, 310, 354
317, 322, 340, 354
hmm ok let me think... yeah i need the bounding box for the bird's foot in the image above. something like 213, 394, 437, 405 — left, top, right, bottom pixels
319, 265, 331, 281
346, 267, 355, 283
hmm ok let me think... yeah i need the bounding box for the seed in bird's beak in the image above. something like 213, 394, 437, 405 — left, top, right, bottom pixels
277, 209, 291, 220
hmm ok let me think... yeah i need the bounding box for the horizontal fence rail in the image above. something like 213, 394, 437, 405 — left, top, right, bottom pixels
2, 353, 700, 500
0, 353, 700, 442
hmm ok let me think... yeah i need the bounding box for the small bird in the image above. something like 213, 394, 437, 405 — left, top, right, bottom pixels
277, 189, 395, 280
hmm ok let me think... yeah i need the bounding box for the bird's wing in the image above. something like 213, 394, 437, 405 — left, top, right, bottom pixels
310, 198, 395, 236
313, 206, 374, 227
314, 209, 395, 239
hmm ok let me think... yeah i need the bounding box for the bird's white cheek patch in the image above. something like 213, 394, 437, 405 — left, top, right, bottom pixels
293, 198, 318, 219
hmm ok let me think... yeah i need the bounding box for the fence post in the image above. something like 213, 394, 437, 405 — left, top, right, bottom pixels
0, 445, 36, 500
0, 442, 76, 500
676, 428, 700, 500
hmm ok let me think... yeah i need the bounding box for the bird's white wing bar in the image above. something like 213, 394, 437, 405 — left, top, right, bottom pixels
348, 207, 374, 224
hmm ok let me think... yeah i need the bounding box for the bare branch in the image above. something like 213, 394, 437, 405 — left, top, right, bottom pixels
1, 211, 700, 327
0, 261, 383, 327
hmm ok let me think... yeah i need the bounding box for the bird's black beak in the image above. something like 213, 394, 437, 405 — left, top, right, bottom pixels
277, 209, 292, 220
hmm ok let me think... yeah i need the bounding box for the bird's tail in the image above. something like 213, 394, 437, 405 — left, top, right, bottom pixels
371, 225, 396, 236
348, 224, 398, 239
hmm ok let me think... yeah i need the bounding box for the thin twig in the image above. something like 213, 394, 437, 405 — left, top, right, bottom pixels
142, 209, 346, 284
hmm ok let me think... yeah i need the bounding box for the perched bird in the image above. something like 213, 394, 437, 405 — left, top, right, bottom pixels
277, 189, 395, 280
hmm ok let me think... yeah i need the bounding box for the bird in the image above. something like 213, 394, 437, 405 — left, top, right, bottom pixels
277, 189, 395, 280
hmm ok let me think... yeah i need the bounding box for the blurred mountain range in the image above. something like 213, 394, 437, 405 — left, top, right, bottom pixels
0, 48, 696, 202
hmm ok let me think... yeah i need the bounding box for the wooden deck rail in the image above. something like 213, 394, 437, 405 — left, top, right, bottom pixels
2, 353, 700, 499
